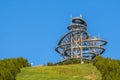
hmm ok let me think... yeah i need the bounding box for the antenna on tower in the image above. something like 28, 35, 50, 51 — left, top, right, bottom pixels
98, 33, 101, 39
70, 14, 73, 24
80, 14, 82, 18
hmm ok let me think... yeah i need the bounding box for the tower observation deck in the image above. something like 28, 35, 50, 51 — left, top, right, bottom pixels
55, 16, 107, 62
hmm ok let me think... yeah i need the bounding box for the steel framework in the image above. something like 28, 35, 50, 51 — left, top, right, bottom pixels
55, 16, 107, 62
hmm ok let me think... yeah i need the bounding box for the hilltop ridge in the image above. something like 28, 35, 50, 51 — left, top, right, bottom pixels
16, 64, 101, 80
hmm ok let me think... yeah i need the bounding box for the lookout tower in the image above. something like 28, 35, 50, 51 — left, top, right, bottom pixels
55, 16, 107, 63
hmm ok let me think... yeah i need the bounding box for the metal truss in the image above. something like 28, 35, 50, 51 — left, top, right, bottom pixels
55, 16, 107, 62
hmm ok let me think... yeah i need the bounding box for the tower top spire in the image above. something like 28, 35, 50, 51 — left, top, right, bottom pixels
68, 15, 87, 30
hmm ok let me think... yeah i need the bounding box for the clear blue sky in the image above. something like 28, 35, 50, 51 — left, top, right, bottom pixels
0, 0, 120, 66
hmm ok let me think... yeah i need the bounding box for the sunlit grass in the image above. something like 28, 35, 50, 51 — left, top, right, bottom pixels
16, 64, 101, 80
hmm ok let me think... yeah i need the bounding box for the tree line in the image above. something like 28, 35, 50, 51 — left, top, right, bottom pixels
0, 57, 30, 80
47, 58, 91, 66
93, 56, 120, 80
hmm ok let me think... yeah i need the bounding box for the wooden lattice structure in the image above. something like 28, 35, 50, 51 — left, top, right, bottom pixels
55, 16, 107, 63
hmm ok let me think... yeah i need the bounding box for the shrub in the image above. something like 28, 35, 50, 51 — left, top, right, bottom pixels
0, 57, 30, 80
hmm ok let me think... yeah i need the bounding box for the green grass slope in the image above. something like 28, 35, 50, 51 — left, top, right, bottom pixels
16, 64, 101, 80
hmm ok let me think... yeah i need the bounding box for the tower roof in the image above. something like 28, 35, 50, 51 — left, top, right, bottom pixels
72, 17, 87, 26
68, 17, 87, 30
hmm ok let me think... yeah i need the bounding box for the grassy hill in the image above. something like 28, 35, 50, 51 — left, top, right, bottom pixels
16, 64, 101, 80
